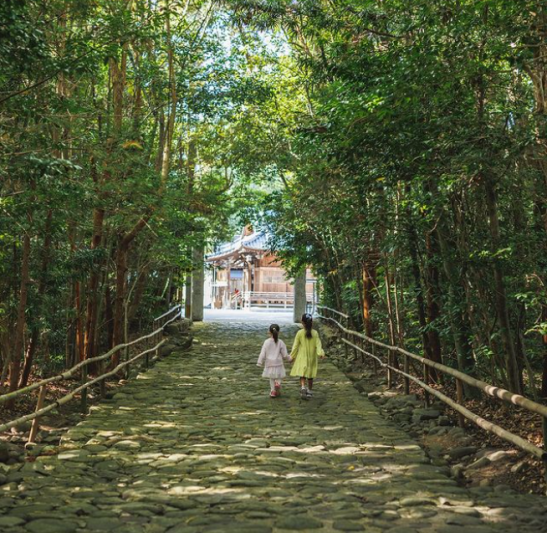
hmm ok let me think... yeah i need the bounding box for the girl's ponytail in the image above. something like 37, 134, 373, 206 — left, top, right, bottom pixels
269, 323, 280, 344
302, 313, 313, 339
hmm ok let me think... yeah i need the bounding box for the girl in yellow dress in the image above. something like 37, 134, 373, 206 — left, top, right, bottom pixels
290, 313, 325, 399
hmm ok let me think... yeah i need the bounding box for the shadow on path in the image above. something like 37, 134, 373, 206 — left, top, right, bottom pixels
0, 320, 546, 532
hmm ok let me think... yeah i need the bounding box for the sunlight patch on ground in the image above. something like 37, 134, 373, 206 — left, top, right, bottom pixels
167, 485, 208, 495
285, 472, 325, 479
151, 453, 188, 463
219, 466, 243, 474
96, 431, 121, 437
2, 319, 540, 532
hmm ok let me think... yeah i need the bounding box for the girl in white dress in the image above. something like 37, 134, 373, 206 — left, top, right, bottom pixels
257, 324, 292, 398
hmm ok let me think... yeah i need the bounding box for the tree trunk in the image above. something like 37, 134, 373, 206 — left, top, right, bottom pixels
66, 288, 76, 369
524, 14, 547, 397
161, 3, 177, 186
68, 223, 84, 365
541, 305, 547, 398
484, 179, 522, 394
185, 271, 193, 318
8, 232, 31, 399
74, 279, 84, 362
424, 230, 443, 381
110, 7, 178, 350
474, 8, 521, 393
112, 238, 129, 366
293, 270, 307, 323
407, 223, 432, 362
20, 211, 53, 387
384, 265, 400, 371
435, 220, 476, 396
84, 208, 105, 361
393, 265, 405, 346
128, 267, 148, 322
354, 263, 365, 331
362, 262, 376, 339
192, 247, 205, 322
105, 281, 114, 349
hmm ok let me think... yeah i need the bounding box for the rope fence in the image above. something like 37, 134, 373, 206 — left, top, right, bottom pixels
0, 304, 183, 443
316, 305, 547, 466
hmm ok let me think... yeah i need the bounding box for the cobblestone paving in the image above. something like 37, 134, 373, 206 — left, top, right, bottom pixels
1, 318, 546, 532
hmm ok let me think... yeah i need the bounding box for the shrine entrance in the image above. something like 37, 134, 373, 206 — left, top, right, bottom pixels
206, 227, 315, 320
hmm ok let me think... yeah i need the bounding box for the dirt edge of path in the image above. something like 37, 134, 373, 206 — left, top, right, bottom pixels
319, 321, 546, 496
0, 323, 193, 481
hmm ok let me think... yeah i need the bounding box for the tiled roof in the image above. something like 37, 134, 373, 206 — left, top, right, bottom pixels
206, 230, 271, 261
241, 231, 269, 250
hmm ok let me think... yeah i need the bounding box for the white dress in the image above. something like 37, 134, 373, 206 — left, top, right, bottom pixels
257, 338, 291, 379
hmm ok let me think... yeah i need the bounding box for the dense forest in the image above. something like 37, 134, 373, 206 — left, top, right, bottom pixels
254, 0, 547, 400
0, 0, 278, 395
2, 0, 547, 402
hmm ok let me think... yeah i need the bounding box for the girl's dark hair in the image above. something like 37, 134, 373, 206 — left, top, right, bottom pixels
302, 313, 313, 339
269, 323, 280, 343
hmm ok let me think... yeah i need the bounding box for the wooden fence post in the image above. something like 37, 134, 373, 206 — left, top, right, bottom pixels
456, 378, 465, 427
124, 344, 131, 380
27, 385, 47, 444
81, 366, 88, 413
144, 342, 150, 369
403, 351, 410, 395
423, 364, 430, 406
342, 316, 348, 358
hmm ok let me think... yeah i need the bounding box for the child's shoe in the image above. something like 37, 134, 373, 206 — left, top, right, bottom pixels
300, 387, 309, 400
270, 390, 278, 398
306, 389, 313, 398
274, 381, 281, 395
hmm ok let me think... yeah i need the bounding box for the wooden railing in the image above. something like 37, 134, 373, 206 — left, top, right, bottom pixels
242, 291, 314, 309
0, 304, 183, 444
152, 305, 182, 346
317, 305, 350, 324
316, 305, 547, 465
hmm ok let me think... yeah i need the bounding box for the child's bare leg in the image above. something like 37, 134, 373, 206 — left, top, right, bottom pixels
269, 378, 276, 391
307, 378, 313, 390
299, 377, 308, 399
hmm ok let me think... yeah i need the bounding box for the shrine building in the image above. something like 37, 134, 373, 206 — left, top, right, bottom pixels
206, 227, 315, 310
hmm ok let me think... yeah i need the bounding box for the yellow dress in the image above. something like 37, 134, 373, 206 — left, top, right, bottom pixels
290, 329, 324, 379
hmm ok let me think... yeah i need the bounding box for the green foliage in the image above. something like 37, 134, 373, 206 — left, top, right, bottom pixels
3, 0, 547, 396
225, 0, 547, 392
0, 0, 298, 381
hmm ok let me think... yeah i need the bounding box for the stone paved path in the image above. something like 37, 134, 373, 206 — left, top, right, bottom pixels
1, 318, 547, 532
